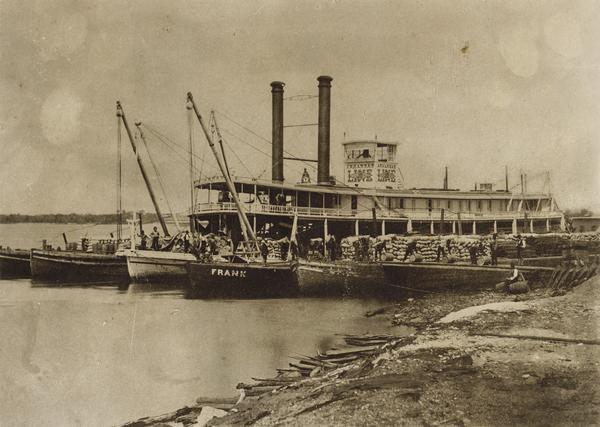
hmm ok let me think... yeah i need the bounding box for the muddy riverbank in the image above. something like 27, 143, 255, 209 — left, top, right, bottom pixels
124, 277, 600, 426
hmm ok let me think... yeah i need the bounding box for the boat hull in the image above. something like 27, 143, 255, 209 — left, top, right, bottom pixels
298, 260, 387, 296
125, 250, 196, 284
0, 249, 31, 279
381, 261, 553, 291
499, 256, 565, 268
187, 260, 299, 298
31, 250, 129, 284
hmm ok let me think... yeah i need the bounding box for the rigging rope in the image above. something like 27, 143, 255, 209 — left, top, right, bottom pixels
142, 124, 219, 179
213, 111, 392, 215
116, 114, 122, 241
136, 132, 182, 232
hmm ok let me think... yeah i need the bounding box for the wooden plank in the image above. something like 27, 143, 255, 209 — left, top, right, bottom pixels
324, 345, 380, 357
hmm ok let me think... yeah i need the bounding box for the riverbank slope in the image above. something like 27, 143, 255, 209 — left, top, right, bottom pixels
125, 277, 600, 426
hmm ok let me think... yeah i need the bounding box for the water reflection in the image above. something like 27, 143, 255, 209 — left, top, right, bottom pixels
0, 278, 399, 427
127, 282, 187, 297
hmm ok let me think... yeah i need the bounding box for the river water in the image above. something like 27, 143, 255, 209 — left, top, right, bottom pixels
0, 224, 399, 426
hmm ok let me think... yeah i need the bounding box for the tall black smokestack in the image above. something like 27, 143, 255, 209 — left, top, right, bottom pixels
271, 81, 285, 182
317, 75, 332, 185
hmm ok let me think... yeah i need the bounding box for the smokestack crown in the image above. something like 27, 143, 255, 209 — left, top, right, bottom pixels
271, 81, 285, 92
317, 76, 333, 85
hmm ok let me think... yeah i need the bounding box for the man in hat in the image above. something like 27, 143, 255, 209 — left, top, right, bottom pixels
259, 238, 270, 265
150, 226, 160, 251
490, 233, 498, 266
435, 236, 445, 262
403, 238, 418, 262
515, 235, 525, 265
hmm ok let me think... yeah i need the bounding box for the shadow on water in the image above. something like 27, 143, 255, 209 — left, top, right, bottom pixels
30, 279, 130, 292
127, 282, 188, 298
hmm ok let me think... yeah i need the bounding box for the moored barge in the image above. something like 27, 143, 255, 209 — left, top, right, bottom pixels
381, 261, 554, 291
0, 248, 31, 279
298, 260, 386, 297
31, 250, 129, 284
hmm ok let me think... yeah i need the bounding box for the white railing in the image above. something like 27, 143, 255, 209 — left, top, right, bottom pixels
191, 202, 562, 221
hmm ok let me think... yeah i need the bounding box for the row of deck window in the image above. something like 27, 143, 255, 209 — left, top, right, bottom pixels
205, 187, 549, 214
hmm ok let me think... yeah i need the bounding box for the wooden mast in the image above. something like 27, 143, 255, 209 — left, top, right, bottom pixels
186, 92, 257, 248
116, 107, 122, 242
210, 110, 250, 245
187, 101, 195, 231
116, 101, 170, 237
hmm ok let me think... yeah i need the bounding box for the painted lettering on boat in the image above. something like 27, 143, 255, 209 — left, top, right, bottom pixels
211, 268, 247, 278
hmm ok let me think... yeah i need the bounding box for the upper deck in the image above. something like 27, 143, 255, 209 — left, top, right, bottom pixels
192, 175, 561, 222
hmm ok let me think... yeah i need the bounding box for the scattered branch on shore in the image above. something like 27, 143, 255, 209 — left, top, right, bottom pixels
471, 332, 600, 346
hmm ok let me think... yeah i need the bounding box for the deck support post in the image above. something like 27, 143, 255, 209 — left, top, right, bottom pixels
493, 220, 498, 234
253, 215, 257, 234
407, 219, 413, 233
452, 221, 456, 234
430, 221, 434, 235
530, 219, 534, 233
355, 220, 359, 236
546, 218, 550, 232
472, 221, 477, 235
382, 220, 386, 236
512, 218, 517, 235
324, 218, 328, 257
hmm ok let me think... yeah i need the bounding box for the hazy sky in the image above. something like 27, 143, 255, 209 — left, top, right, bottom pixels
1, 0, 599, 215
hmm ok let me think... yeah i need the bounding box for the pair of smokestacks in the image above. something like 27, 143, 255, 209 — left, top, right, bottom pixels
271, 76, 332, 185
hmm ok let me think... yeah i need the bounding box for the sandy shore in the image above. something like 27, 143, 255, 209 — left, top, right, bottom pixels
124, 277, 600, 426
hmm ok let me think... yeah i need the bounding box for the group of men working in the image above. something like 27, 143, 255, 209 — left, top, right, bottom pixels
137, 227, 220, 258
137, 226, 162, 251
401, 233, 527, 266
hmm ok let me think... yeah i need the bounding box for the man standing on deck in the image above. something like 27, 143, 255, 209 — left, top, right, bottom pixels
290, 238, 299, 260
183, 231, 191, 253
259, 238, 269, 265
150, 226, 160, 251
490, 233, 499, 265
280, 236, 290, 261
469, 243, 478, 265
435, 237, 445, 262
326, 234, 337, 261
403, 238, 418, 262
139, 230, 148, 250
516, 235, 526, 265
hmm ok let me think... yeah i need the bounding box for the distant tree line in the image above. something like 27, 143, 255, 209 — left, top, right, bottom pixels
564, 208, 594, 219
0, 211, 159, 224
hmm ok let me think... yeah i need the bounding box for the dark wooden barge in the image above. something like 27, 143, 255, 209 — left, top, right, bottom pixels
381, 261, 554, 291
0, 249, 31, 279
31, 250, 129, 284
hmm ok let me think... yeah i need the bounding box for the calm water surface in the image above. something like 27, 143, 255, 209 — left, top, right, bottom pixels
0, 224, 400, 427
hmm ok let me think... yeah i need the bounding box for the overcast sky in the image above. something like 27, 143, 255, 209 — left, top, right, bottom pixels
1, 0, 599, 215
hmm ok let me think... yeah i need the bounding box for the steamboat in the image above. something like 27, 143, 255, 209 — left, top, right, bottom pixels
187, 76, 564, 291
190, 77, 563, 246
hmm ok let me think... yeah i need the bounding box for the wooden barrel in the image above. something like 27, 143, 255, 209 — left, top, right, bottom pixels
508, 281, 529, 294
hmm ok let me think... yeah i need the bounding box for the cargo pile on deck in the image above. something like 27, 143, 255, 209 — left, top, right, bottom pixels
339, 232, 599, 263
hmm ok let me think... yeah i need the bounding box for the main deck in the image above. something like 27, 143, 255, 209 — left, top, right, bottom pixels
189, 175, 564, 239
